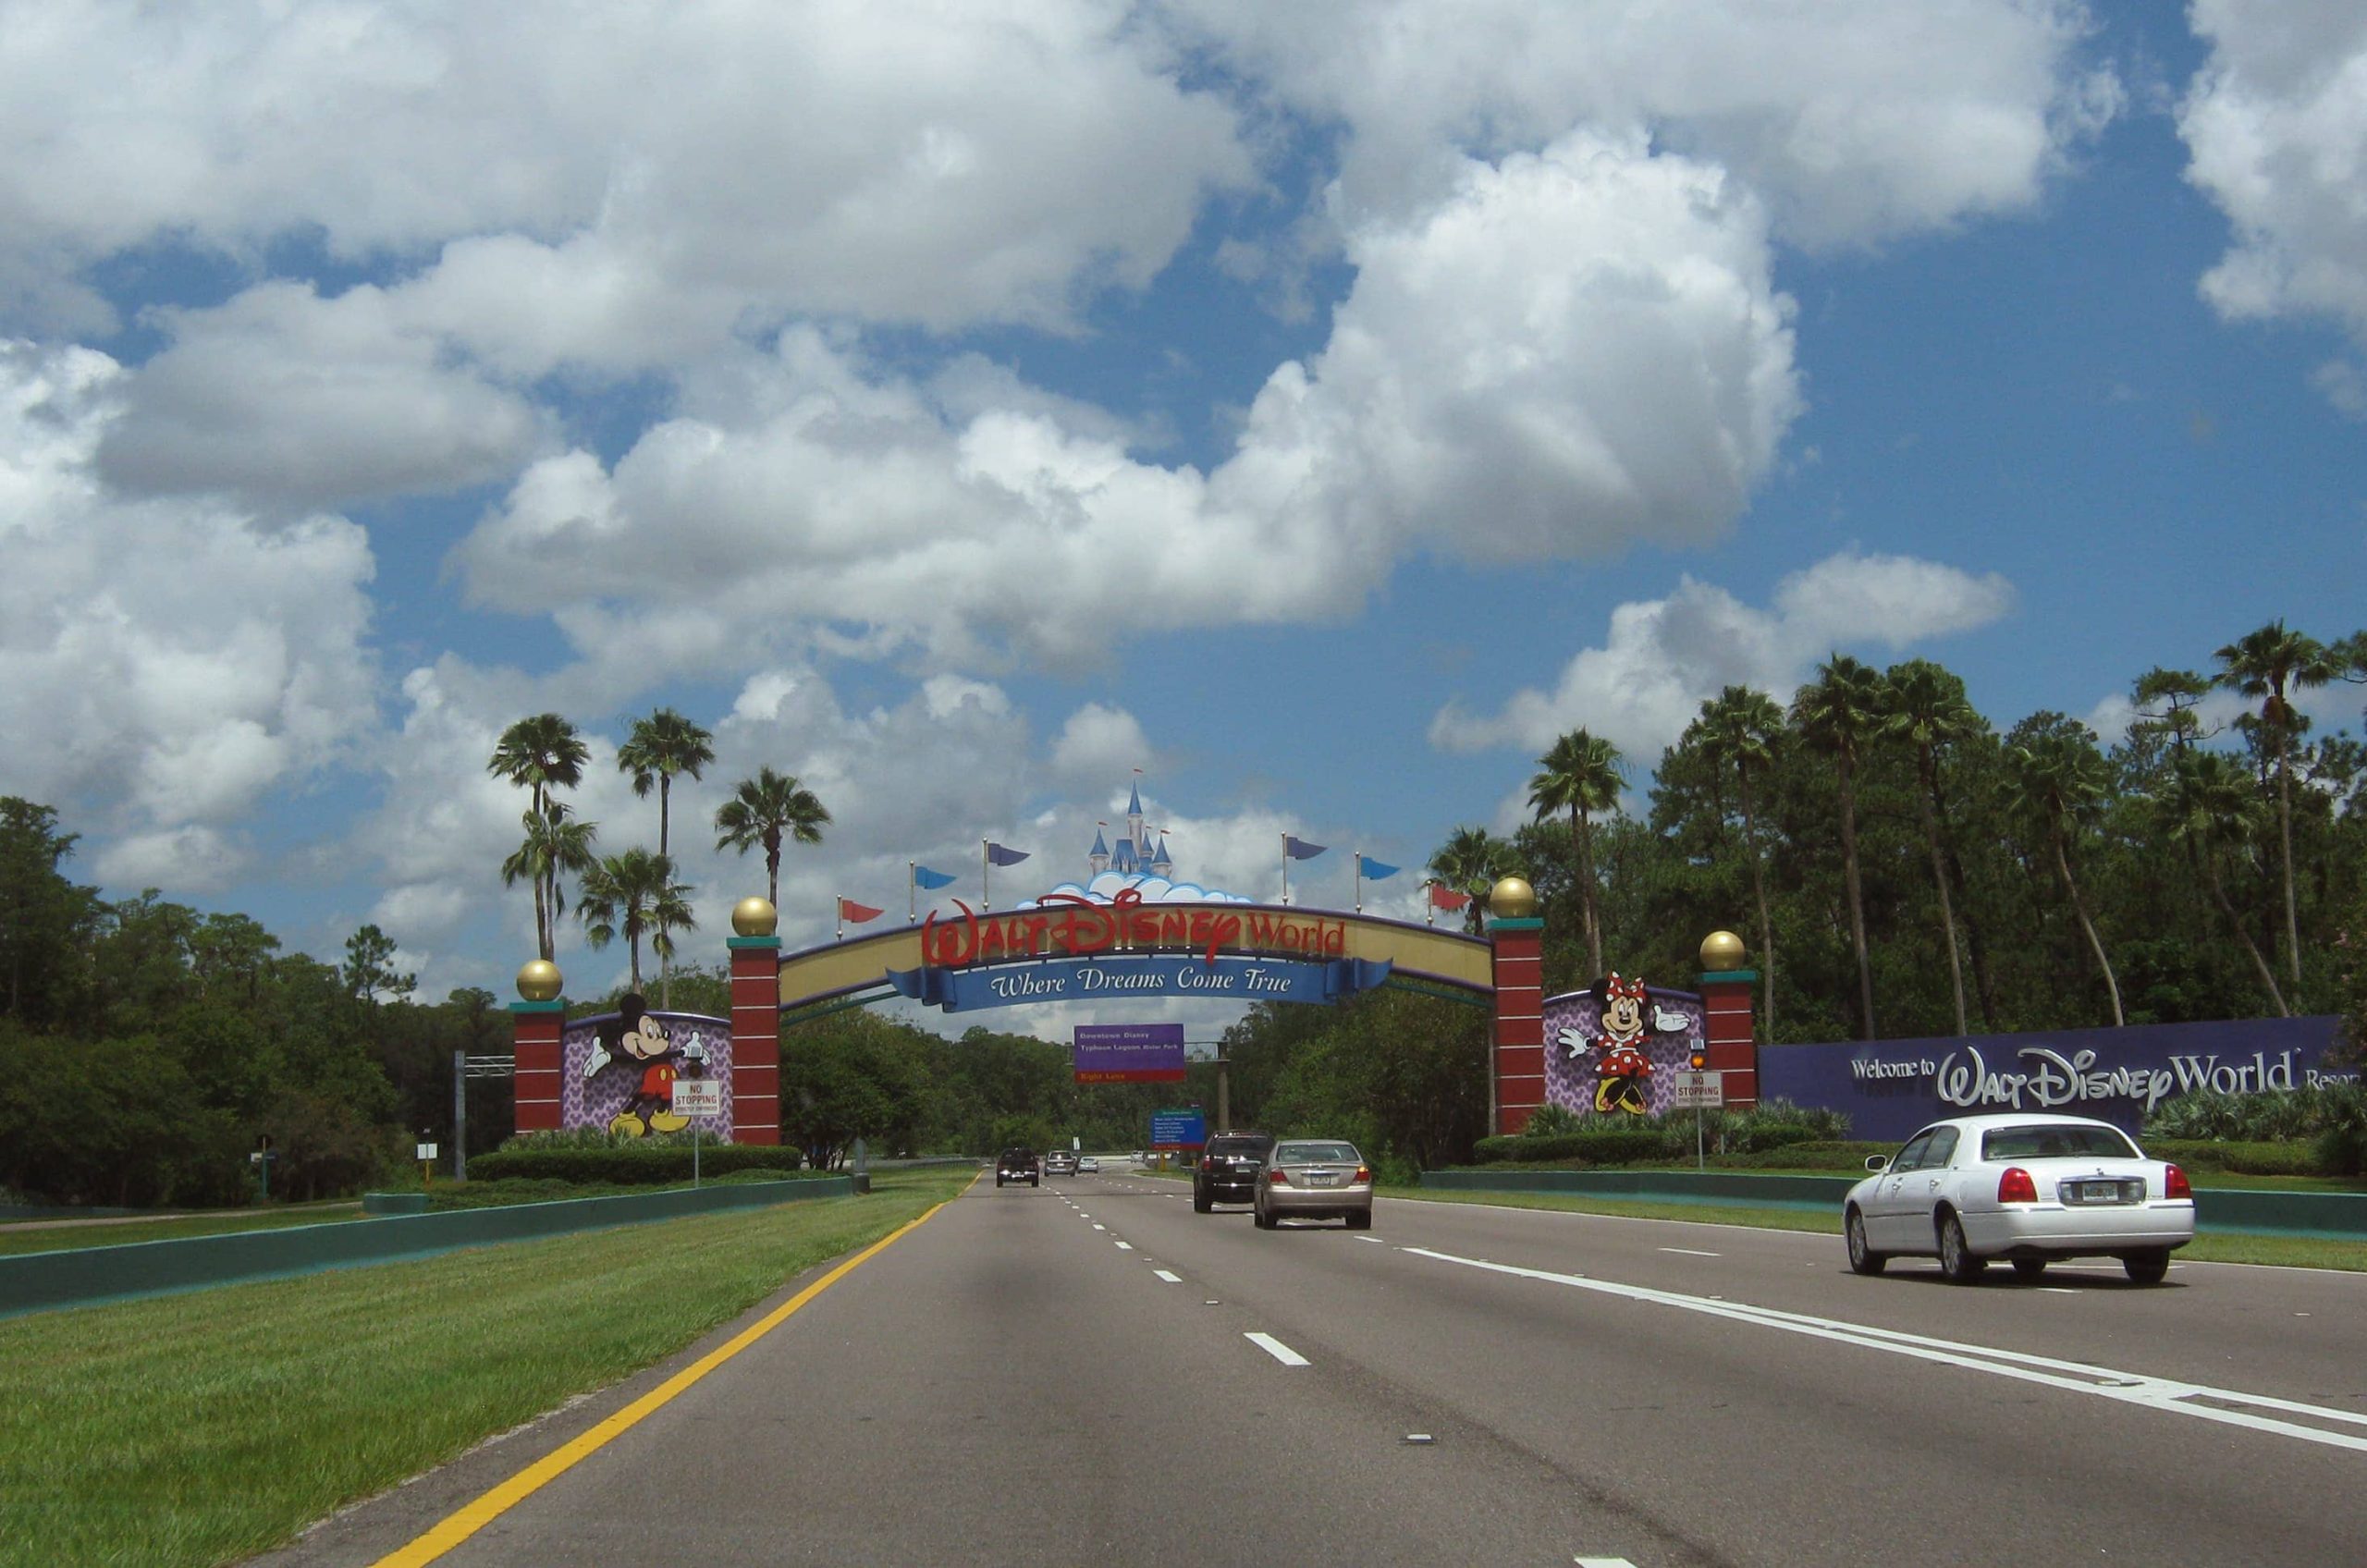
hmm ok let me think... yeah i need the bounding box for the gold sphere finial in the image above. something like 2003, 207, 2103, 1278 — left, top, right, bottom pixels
516, 959, 562, 1003
1488, 876, 1538, 920
1700, 930, 1747, 970
731, 896, 779, 937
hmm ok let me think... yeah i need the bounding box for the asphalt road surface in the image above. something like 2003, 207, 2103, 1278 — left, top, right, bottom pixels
264, 1168, 2367, 1567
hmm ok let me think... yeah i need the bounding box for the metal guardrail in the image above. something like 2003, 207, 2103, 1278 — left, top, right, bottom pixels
1418, 1169, 2367, 1238
0, 1175, 856, 1320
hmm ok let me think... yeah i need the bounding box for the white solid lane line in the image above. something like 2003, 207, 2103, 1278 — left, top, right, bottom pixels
1657, 1247, 1720, 1257
1153, 1269, 1182, 1283
1401, 1245, 2367, 1455
1245, 1332, 1310, 1366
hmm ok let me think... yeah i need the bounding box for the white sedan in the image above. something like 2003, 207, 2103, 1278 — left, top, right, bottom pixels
1077, 1156, 1099, 1173
1844, 1113, 2195, 1285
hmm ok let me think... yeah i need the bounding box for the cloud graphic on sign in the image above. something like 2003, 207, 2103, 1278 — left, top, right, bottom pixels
1021, 871, 1253, 908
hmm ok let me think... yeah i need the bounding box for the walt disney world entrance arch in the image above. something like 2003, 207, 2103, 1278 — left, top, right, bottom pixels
505, 851, 1760, 1141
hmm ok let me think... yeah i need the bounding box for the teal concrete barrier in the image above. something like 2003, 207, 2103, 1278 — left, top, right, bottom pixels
1420, 1169, 2367, 1238
0, 1175, 855, 1319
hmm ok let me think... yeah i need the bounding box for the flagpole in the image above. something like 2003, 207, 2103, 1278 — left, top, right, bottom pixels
982, 839, 990, 913
1423, 878, 1435, 926
835, 897, 843, 942
1280, 833, 1288, 907
1355, 851, 1362, 914
908, 862, 916, 925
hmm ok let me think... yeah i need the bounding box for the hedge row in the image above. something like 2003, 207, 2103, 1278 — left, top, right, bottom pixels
2141, 1138, 2330, 1178
465, 1143, 815, 1185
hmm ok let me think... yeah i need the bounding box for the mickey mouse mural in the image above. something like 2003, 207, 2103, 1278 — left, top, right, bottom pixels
1547, 973, 1704, 1117
582, 991, 693, 1137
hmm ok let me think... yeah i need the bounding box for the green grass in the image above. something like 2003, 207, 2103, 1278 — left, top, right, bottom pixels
0, 1205, 367, 1257
0, 1168, 973, 1568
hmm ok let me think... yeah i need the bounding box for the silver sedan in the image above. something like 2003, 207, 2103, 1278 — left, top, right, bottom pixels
1252, 1139, 1373, 1230
1844, 1113, 2195, 1284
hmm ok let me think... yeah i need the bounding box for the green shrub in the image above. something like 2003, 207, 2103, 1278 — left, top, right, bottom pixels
1471, 1127, 1676, 1166
1716, 1140, 1893, 1170
2310, 1081, 2367, 1177
1519, 1104, 1588, 1138
2141, 1138, 2326, 1178
466, 1142, 812, 1185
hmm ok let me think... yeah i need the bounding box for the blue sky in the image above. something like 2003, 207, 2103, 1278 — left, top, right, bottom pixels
2, 1, 2361, 1032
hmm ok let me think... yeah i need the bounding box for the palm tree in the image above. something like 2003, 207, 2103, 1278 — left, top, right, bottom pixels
713, 766, 831, 908
1792, 655, 1885, 1040
576, 848, 692, 992
2007, 727, 2125, 1027
489, 714, 590, 957
1427, 826, 1518, 938
1527, 729, 1623, 977
2159, 751, 2289, 1016
1698, 685, 1784, 1036
499, 804, 598, 962
616, 707, 716, 866
1881, 660, 1981, 1035
2214, 622, 2336, 987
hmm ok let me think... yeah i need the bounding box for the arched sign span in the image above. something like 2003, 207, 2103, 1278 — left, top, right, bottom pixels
772, 894, 1498, 1021
513, 888, 1761, 1144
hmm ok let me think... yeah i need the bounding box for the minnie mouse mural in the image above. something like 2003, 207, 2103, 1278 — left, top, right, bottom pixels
1557, 973, 1693, 1115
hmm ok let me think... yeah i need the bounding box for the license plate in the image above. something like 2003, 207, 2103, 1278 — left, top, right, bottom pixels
2065, 1180, 2133, 1206
1307, 1171, 1338, 1186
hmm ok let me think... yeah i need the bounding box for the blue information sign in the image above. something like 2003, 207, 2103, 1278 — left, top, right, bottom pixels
1149, 1109, 1206, 1150
888, 953, 1392, 1013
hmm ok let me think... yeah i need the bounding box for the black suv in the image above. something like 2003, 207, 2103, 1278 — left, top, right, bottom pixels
1193, 1132, 1275, 1211
995, 1148, 1039, 1187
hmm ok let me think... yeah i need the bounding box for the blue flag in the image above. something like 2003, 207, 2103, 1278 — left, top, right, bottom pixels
913, 864, 958, 889
1283, 835, 1328, 861
1357, 855, 1400, 880
985, 842, 1030, 867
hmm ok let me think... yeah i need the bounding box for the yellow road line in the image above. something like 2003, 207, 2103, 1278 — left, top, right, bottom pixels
371, 1183, 969, 1567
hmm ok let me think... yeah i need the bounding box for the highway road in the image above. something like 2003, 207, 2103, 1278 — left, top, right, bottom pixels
266, 1167, 2367, 1567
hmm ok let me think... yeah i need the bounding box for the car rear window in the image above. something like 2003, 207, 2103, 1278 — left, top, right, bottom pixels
1207, 1136, 1270, 1158
1981, 1124, 2140, 1160
1275, 1143, 1359, 1164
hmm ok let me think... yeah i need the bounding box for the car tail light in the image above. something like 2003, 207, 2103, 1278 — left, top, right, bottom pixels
1997, 1167, 2038, 1204
1354, 1167, 1371, 1183
1200, 1157, 1215, 1171
2165, 1164, 2190, 1200
1267, 1166, 1289, 1185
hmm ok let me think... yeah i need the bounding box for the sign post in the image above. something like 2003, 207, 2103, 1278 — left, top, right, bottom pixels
671, 1078, 724, 1186
1149, 1108, 1207, 1172
416, 1140, 438, 1187
1669, 1071, 1725, 1170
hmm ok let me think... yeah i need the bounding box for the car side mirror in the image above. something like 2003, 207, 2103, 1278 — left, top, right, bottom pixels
1865, 1156, 1890, 1172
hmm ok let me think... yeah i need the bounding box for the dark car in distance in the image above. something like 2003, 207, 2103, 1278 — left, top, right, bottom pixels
996, 1148, 1039, 1187
1194, 1132, 1276, 1212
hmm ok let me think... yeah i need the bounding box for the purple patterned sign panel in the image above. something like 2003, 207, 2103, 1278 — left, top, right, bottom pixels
559, 1006, 734, 1139
1758, 1015, 2354, 1143
1542, 978, 1708, 1120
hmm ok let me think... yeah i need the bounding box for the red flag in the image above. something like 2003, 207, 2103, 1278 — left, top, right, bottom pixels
1428, 883, 1473, 912
838, 898, 885, 923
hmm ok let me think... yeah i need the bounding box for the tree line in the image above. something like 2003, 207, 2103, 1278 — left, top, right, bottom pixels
1427, 619, 2367, 1044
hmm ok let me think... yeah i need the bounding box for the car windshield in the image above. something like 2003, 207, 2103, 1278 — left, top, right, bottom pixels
1981, 1124, 2141, 1160
1276, 1143, 1359, 1163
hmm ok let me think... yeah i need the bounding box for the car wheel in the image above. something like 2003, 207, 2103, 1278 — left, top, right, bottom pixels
995, 1177, 1004, 1187
1028, 1177, 1038, 1186
1193, 1187, 1211, 1213
1845, 1207, 1886, 1276
1345, 1207, 1372, 1231
1937, 1212, 1986, 1283
2011, 1257, 2048, 1281
2123, 1248, 2171, 1285
1254, 1198, 1277, 1230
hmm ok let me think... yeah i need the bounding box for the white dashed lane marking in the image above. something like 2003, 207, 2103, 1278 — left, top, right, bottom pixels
1245, 1332, 1310, 1366
1153, 1269, 1182, 1283
1115, 1242, 1133, 1250
1658, 1247, 1721, 1257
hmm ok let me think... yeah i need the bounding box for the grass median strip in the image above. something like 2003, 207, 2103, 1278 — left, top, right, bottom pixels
0, 1169, 972, 1568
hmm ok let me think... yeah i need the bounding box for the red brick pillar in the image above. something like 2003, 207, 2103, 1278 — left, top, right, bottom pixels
728, 898, 783, 1145
1487, 885, 1547, 1135
510, 959, 566, 1134
1699, 969, 1759, 1109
